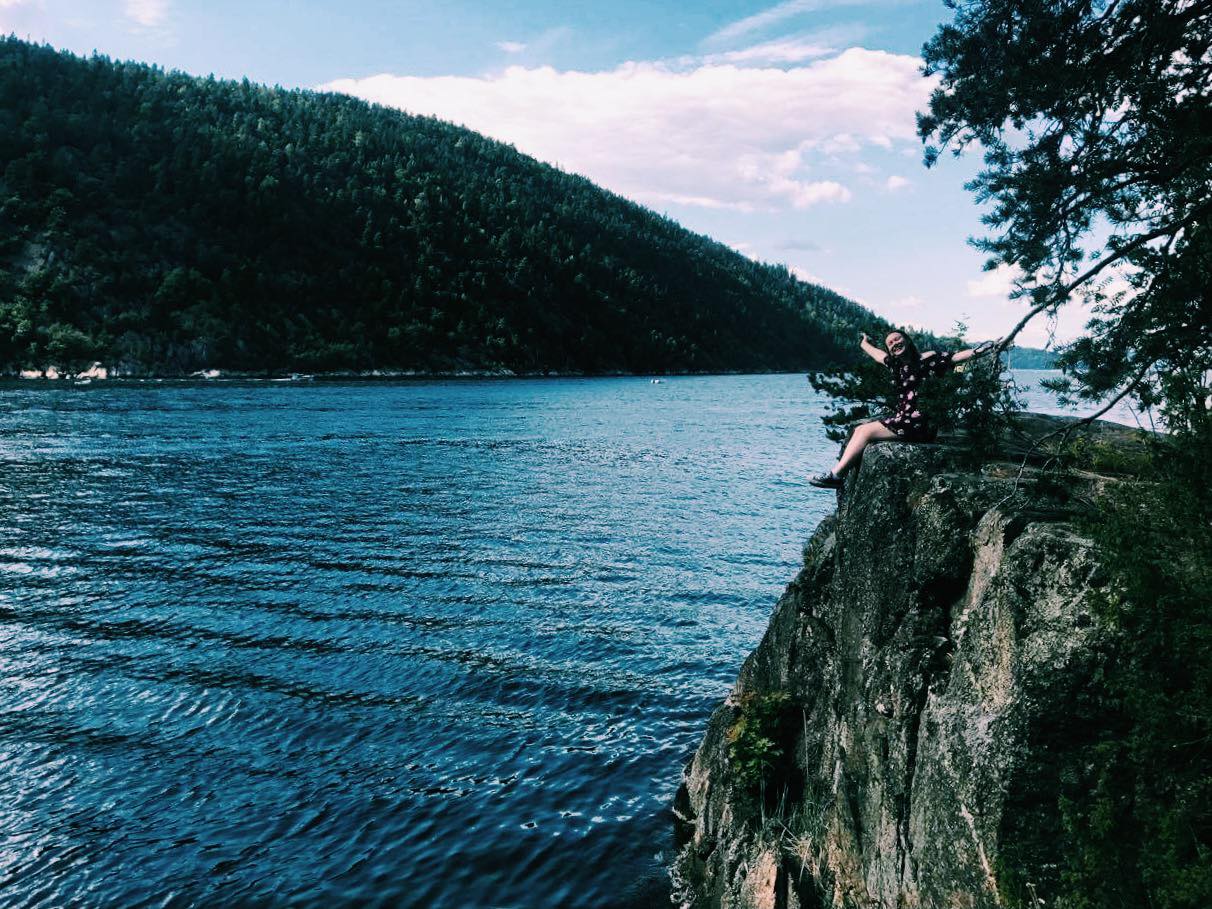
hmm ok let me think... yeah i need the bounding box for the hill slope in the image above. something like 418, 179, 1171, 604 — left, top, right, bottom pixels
0, 38, 879, 375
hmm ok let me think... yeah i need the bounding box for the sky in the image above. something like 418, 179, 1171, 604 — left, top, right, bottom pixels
1, 0, 1090, 347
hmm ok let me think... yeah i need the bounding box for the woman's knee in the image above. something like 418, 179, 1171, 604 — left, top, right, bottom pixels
846, 424, 875, 451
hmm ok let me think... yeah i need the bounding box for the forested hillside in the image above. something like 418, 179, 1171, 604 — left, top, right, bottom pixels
1004, 346, 1057, 369
0, 38, 879, 375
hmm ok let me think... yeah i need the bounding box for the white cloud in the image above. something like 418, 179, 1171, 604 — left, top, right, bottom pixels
0, 0, 53, 36
705, 0, 885, 46
497, 41, 527, 54
323, 47, 930, 213
884, 174, 910, 191
703, 35, 836, 65
819, 132, 861, 153
0, 0, 31, 26
689, 26, 868, 67
888, 294, 923, 308
967, 263, 1022, 298
782, 178, 852, 207
645, 192, 756, 212
125, 0, 167, 27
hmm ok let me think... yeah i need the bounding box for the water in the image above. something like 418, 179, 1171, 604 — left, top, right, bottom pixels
0, 372, 1139, 908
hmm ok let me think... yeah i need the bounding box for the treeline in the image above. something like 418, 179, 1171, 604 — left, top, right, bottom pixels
0, 38, 880, 375
1004, 346, 1057, 369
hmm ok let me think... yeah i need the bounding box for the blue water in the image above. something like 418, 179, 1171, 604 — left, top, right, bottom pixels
0, 372, 1138, 908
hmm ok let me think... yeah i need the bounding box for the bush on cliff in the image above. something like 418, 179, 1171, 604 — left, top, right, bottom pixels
1054, 438, 1212, 909
726, 691, 798, 800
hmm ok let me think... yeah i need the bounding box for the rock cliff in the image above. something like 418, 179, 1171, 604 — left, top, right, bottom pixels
671, 416, 1142, 909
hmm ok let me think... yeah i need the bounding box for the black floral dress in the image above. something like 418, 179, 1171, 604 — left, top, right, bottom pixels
879, 351, 955, 442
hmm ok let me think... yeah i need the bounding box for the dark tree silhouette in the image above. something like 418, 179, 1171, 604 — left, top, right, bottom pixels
919, 0, 1212, 435
919, 4, 1212, 907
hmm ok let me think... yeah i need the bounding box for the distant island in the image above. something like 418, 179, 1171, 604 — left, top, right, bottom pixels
1003, 346, 1058, 369
0, 38, 889, 378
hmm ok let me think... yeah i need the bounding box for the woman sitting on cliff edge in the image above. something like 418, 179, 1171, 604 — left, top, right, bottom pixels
808, 330, 995, 489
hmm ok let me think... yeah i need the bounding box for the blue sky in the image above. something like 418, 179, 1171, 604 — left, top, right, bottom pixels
1, 0, 1087, 347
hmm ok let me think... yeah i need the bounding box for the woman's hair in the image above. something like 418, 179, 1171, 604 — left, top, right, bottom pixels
887, 330, 921, 364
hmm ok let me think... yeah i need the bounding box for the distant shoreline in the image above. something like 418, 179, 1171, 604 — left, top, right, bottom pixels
1, 363, 1065, 384
0, 367, 805, 383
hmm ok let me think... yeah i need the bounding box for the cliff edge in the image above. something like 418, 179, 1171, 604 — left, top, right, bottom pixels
671, 415, 1143, 909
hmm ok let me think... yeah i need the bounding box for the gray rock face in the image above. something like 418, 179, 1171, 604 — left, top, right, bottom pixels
671, 434, 1123, 909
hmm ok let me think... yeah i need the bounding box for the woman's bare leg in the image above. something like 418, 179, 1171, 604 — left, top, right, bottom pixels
831, 420, 899, 476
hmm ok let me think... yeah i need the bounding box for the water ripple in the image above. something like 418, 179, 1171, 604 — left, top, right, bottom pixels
0, 375, 858, 908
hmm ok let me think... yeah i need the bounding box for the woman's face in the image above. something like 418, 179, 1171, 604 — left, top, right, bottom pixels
885, 332, 907, 357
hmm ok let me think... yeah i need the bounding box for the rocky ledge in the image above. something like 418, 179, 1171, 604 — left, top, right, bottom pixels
670, 414, 1145, 909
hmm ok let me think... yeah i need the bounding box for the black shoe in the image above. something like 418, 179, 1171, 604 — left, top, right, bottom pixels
808, 471, 843, 489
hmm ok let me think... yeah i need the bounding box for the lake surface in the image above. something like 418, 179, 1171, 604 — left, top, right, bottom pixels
0, 372, 1139, 908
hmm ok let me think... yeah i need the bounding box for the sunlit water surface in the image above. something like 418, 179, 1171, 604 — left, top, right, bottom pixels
0, 372, 1136, 908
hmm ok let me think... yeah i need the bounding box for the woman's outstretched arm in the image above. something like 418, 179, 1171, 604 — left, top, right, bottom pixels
951, 340, 998, 363
859, 333, 888, 364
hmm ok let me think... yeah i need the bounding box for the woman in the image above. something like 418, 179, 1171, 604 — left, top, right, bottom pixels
808, 330, 995, 489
